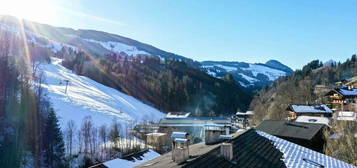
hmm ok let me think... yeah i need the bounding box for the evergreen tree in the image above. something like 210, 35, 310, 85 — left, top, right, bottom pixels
43, 109, 66, 168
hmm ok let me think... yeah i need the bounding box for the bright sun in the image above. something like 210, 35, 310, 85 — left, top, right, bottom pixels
0, 0, 56, 23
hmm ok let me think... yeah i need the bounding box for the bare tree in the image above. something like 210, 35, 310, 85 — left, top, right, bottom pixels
109, 118, 121, 150
99, 125, 108, 159
81, 116, 93, 156
77, 130, 82, 154
90, 127, 98, 159
65, 120, 76, 156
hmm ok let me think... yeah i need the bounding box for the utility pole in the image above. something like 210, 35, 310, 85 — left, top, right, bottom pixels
64, 79, 70, 94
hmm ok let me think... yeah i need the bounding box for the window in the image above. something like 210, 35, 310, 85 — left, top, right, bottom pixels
308, 119, 317, 122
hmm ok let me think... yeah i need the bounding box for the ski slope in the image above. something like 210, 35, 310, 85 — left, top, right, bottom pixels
40, 57, 165, 130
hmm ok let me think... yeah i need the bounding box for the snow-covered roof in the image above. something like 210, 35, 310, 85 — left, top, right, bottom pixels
171, 132, 189, 139
159, 117, 231, 127
337, 88, 357, 96
146, 132, 166, 136
336, 111, 357, 121
289, 104, 333, 113
174, 138, 188, 143
166, 112, 191, 118
102, 149, 160, 168
256, 130, 355, 168
236, 111, 254, 115
295, 116, 330, 126
219, 135, 233, 140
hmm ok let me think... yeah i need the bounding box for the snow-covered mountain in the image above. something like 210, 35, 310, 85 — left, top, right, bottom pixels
0, 15, 194, 63
0, 15, 292, 91
200, 60, 293, 89
0, 15, 292, 118
40, 58, 165, 130
0, 15, 251, 117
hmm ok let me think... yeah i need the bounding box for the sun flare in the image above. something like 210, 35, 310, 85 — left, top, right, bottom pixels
0, 0, 57, 23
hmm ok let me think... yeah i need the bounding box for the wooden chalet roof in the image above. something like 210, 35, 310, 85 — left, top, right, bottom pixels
137, 129, 355, 168
256, 120, 325, 140
326, 88, 357, 97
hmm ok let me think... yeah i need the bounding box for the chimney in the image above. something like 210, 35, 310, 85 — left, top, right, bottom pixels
219, 135, 233, 161
220, 142, 233, 160
204, 124, 225, 145
171, 132, 190, 164
225, 126, 230, 135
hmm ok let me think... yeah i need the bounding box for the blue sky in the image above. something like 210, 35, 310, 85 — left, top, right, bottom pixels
2, 0, 357, 69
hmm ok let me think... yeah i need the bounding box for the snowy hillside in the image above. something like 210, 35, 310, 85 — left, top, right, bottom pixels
83, 38, 150, 56
40, 57, 165, 130
201, 61, 292, 88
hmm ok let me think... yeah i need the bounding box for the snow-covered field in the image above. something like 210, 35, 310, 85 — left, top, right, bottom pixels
241, 64, 286, 81
40, 57, 165, 130
83, 38, 149, 56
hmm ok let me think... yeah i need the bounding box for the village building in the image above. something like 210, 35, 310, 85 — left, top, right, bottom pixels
136, 129, 355, 168
234, 111, 254, 128
132, 123, 159, 139
335, 111, 357, 121
325, 88, 357, 111
89, 149, 160, 168
146, 132, 170, 153
314, 84, 332, 95
286, 104, 333, 120
325, 76, 357, 111
337, 76, 357, 89
256, 120, 326, 152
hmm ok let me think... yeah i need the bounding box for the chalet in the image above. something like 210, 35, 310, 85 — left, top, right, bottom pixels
234, 111, 254, 128
326, 88, 357, 111
146, 133, 168, 145
337, 76, 357, 89
287, 104, 333, 120
132, 123, 159, 139
235, 111, 254, 120
89, 149, 160, 168
146, 132, 170, 153
256, 120, 326, 152
136, 129, 355, 168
